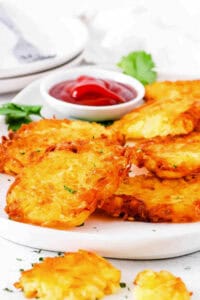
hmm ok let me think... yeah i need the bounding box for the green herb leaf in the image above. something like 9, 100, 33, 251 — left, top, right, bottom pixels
64, 185, 77, 194
117, 51, 157, 85
6, 115, 31, 131
0, 103, 41, 115
16, 104, 42, 115
120, 282, 127, 288
0, 103, 42, 131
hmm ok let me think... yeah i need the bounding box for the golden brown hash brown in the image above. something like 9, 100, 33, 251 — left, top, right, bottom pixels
6, 139, 130, 229
0, 118, 123, 175
100, 174, 200, 223
145, 80, 200, 103
15, 250, 121, 300
134, 270, 191, 300
132, 132, 200, 179
111, 98, 200, 140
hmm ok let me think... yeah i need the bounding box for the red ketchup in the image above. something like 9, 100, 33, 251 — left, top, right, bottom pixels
49, 76, 137, 106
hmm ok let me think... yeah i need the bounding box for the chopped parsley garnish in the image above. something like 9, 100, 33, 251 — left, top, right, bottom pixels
117, 50, 157, 85
16, 258, 22, 261
64, 185, 77, 194
3, 288, 13, 292
98, 150, 104, 154
120, 282, 127, 288
39, 257, 44, 261
173, 164, 177, 168
19, 269, 24, 272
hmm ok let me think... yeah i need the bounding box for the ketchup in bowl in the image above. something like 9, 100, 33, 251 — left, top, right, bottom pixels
49, 76, 137, 106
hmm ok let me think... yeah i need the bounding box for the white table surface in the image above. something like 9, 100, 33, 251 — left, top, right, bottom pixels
0, 93, 200, 299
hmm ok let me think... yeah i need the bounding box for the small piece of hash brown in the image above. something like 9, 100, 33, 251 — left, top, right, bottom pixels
134, 270, 191, 300
6, 139, 130, 229
145, 80, 200, 103
0, 119, 123, 175
111, 98, 200, 140
133, 132, 200, 178
100, 174, 200, 223
15, 250, 121, 300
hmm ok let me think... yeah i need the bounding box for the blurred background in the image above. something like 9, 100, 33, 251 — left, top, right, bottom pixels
1, 0, 200, 93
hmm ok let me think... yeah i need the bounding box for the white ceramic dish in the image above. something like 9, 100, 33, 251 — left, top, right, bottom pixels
0, 16, 88, 78
0, 173, 200, 259
0, 79, 199, 259
0, 52, 83, 94
40, 67, 145, 121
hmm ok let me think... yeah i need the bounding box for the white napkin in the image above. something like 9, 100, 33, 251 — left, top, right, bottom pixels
0, 2, 55, 71
84, 0, 200, 79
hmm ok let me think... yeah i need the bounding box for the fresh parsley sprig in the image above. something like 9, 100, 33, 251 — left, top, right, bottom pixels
117, 50, 157, 85
0, 103, 42, 131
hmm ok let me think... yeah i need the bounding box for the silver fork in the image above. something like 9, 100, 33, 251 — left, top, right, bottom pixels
0, 4, 56, 63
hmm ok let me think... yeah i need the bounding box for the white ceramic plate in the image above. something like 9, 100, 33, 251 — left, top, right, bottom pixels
0, 14, 88, 79
0, 52, 83, 94
0, 80, 200, 259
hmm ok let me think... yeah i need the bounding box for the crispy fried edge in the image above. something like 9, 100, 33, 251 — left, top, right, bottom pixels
111, 99, 200, 140
0, 119, 125, 176
100, 175, 200, 223
132, 133, 200, 178
144, 80, 200, 103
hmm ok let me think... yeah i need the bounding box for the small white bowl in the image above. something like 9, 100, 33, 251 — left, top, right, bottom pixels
40, 66, 145, 121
